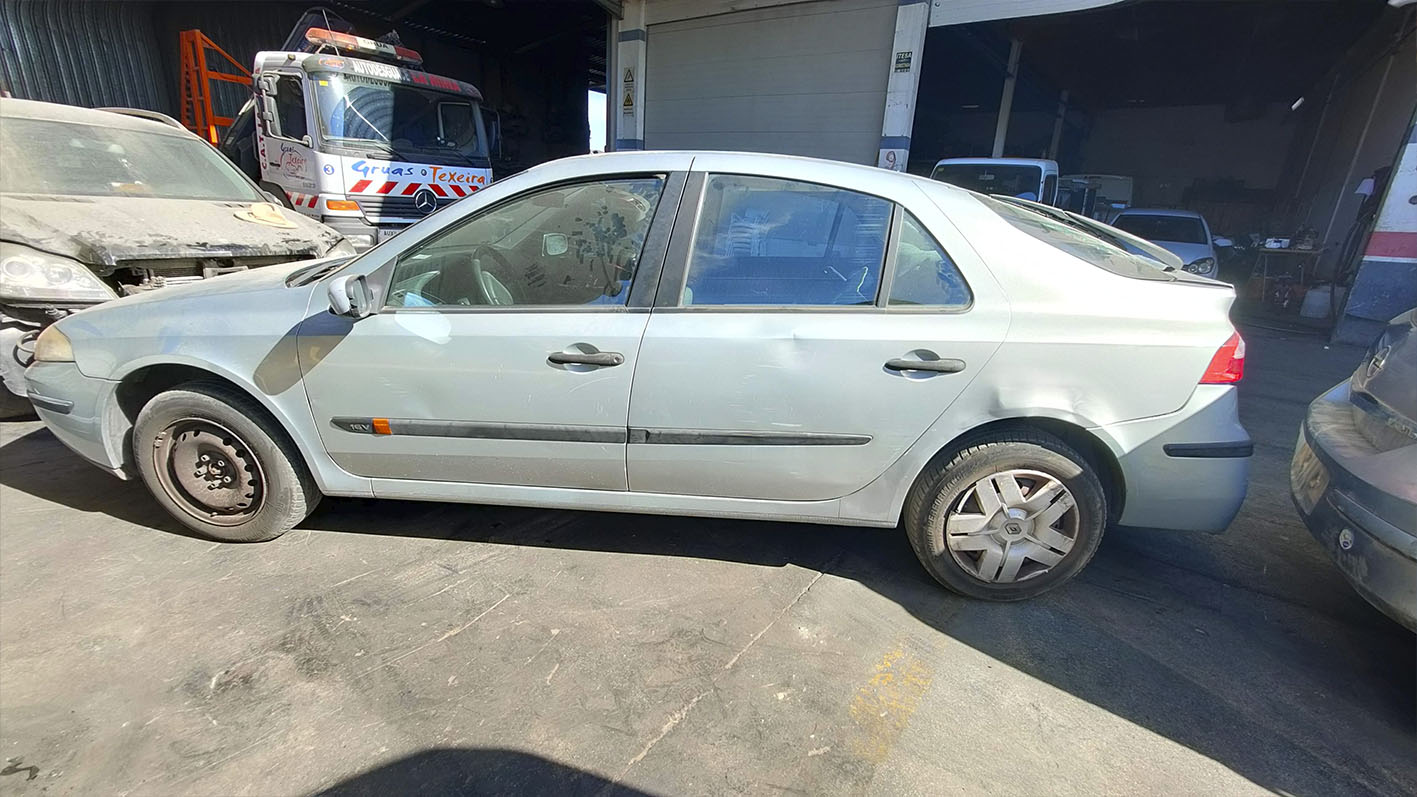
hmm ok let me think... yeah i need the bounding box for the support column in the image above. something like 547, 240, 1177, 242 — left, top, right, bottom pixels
991, 38, 1022, 158
604, 10, 618, 151
1334, 115, 1417, 344
613, 0, 647, 151
1047, 89, 1068, 160
877, 0, 929, 172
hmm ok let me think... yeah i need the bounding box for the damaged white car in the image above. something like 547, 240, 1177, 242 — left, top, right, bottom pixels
0, 97, 353, 417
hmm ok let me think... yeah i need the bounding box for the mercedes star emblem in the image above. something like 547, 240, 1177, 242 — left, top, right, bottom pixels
413, 188, 438, 214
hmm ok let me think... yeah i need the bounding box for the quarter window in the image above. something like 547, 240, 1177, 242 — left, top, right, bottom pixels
682, 175, 891, 306
888, 212, 971, 308
387, 177, 664, 308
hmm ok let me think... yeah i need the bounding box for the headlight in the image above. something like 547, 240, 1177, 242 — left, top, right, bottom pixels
325, 237, 359, 257
1183, 257, 1217, 275
33, 325, 74, 362
0, 243, 117, 303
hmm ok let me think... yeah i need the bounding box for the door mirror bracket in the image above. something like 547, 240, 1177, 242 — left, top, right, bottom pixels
328, 274, 374, 319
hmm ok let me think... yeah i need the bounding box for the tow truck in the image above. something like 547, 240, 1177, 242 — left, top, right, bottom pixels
222, 15, 497, 250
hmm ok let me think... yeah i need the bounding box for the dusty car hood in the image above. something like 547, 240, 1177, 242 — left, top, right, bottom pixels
0, 194, 343, 268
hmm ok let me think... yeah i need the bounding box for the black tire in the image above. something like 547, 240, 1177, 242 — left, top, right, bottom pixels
0, 385, 35, 420
133, 381, 320, 542
904, 429, 1107, 601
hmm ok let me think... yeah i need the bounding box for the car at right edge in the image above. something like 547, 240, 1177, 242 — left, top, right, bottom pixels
1291, 308, 1417, 630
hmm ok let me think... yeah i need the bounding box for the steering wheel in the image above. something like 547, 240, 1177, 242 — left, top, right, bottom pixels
470, 245, 515, 306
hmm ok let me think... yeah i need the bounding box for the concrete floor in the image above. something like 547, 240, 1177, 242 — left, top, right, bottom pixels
0, 327, 1412, 796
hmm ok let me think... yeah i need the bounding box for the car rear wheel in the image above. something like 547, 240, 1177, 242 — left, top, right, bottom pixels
904, 430, 1106, 601
133, 381, 320, 542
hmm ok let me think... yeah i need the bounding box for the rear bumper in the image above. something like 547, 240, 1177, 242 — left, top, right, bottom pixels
24, 360, 127, 478
1292, 381, 1417, 630
1105, 385, 1250, 533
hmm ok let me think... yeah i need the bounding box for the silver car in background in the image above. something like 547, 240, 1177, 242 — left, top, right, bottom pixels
1111, 208, 1221, 279
25, 151, 1251, 600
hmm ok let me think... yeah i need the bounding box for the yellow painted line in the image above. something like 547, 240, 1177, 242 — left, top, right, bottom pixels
847, 644, 935, 764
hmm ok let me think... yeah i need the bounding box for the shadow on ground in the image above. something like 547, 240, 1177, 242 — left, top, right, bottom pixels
1, 328, 1412, 795
313, 748, 657, 797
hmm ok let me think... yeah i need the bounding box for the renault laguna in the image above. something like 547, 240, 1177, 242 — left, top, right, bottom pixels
24, 151, 1251, 600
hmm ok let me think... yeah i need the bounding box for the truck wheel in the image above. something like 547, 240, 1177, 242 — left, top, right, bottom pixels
133, 381, 320, 542
904, 430, 1107, 601
259, 181, 294, 209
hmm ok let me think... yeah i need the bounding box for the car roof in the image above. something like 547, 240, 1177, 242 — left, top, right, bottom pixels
1114, 207, 1205, 219
0, 96, 199, 139
934, 157, 1057, 169
540, 149, 973, 196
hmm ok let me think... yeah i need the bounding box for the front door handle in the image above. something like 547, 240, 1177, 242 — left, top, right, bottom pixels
885, 357, 965, 373
548, 351, 624, 367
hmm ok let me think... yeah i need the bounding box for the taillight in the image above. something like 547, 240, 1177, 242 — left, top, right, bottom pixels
1201, 332, 1245, 384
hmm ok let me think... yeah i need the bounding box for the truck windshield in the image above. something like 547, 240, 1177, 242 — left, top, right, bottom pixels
0, 118, 263, 201
312, 73, 489, 164
932, 164, 1044, 201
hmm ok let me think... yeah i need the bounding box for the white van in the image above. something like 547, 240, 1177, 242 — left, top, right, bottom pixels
930, 157, 1059, 205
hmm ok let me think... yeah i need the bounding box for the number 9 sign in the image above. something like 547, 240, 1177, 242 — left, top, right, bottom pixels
877, 148, 907, 172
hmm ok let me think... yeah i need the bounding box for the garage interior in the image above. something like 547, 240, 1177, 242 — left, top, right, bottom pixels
910, 0, 1415, 311
0, 0, 613, 174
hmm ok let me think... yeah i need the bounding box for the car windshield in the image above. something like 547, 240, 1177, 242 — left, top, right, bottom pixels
312, 72, 489, 163
0, 117, 263, 201
1113, 214, 1207, 244
932, 164, 1043, 200
979, 195, 1175, 281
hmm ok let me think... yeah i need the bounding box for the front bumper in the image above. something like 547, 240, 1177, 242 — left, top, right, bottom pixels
1291, 381, 1417, 630
24, 360, 127, 478
321, 215, 408, 252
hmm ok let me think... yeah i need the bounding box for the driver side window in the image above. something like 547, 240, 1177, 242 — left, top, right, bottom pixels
388, 176, 665, 308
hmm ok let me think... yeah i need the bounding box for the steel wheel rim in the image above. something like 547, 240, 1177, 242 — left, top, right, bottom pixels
151, 417, 265, 527
945, 468, 1079, 584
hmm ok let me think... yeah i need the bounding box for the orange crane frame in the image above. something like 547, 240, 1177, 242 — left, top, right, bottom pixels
179, 29, 251, 144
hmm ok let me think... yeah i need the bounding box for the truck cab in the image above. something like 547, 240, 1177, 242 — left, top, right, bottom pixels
930, 157, 1059, 206
224, 27, 494, 250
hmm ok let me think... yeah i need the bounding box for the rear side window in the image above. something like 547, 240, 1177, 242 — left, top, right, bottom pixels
888, 212, 971, 308
683, 175, 891, 306
980, 195, 1173, 281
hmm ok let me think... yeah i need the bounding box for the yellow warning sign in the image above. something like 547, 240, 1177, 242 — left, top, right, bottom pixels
623, 67, 635, 84
622, 88, 634, 112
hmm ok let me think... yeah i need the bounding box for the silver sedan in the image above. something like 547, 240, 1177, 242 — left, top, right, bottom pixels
24, 151, 1252, 600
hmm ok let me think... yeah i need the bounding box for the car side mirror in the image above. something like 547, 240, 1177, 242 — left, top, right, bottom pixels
328, 274, 373, 319
1213, 236, 1233, 247
542, 233, 568, 256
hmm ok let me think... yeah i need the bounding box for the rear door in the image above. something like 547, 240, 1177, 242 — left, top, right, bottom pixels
626, 163, 1009, 501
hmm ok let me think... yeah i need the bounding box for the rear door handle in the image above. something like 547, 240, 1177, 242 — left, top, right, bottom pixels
884, 357, 965, 373
548, 351, 624, 367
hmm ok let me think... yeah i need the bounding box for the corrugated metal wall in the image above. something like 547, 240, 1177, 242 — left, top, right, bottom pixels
0, 0, 169, 111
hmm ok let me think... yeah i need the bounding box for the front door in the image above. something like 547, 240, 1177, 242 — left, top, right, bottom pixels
627, 173, 1008, 501
301, 173, 676, 491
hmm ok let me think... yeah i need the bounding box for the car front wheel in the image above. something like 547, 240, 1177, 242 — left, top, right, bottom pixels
904, 430, 1107, 601
133, 381, 320, 542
